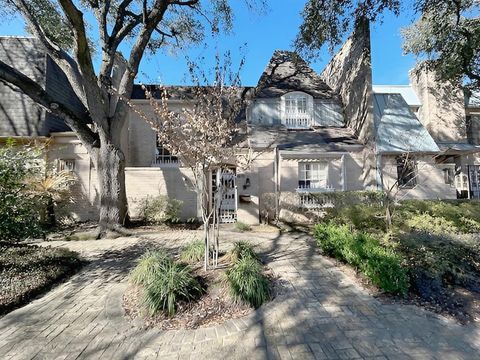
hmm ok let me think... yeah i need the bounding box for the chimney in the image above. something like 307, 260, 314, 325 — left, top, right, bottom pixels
409, 62, 467, 143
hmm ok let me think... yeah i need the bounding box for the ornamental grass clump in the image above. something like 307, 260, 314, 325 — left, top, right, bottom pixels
179, 240, 205, 264
226, 255, 270, 308
130, 250, 201, 316
314, 223, 409, 295
227, 241, 259, 263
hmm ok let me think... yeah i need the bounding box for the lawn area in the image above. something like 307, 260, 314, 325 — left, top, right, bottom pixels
0, 243, 84, 315
316, 199, 480, 323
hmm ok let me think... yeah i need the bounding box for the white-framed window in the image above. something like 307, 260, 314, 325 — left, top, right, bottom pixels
282, 92, 313, 129
154, 136, 179, 166
58, 159, 75, 172
298, 162, 327, 189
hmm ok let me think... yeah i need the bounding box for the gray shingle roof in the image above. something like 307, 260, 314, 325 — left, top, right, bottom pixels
254, 50, 338, 100
248, 124, 362, 151
373, 93, 439, 154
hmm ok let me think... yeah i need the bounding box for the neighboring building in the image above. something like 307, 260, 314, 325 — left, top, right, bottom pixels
1, 22, 479, 225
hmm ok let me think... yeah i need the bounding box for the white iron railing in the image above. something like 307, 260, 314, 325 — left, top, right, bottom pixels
285, 116, 311, 129
153, 155, 179, 167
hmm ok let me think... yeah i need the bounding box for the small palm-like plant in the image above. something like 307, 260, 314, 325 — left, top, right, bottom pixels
226, 256, 270, 308
179, 240, 205, 264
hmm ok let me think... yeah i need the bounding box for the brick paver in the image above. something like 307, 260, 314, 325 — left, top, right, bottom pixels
1, 229, 479, 359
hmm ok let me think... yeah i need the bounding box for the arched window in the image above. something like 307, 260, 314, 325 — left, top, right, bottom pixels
281, 92, 313, 129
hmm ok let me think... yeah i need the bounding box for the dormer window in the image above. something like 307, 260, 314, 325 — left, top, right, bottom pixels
281, 92, 313, 129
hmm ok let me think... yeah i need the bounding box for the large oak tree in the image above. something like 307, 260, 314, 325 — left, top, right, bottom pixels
295, 0, 479, 90
0, 0, 245, 235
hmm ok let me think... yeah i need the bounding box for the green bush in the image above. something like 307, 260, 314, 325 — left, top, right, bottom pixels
235, 221, 251, 232
226, 256, 270, 308
139, 195, 183, 225
179, 240, 205, 264
0, 142, 44, 241
314, 223, 409, 295
404, 213, 456, 234
228, 241, 259, 263
130, 250, 201, 316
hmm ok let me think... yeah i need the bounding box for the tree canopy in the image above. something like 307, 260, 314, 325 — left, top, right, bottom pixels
295, 0, 480, 89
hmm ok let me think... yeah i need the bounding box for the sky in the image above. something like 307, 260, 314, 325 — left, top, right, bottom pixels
0, 0, 420, 87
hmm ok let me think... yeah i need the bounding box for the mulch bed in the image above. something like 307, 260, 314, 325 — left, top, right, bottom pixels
123, 265, 252, 330
0, 242, 84, 315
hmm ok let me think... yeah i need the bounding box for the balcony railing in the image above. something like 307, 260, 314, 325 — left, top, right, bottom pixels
153, 155, 179, 167
285, 116, 311, 129
296, 186, 335, 209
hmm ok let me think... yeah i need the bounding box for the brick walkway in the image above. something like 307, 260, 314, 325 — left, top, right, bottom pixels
1, 229, 479, 359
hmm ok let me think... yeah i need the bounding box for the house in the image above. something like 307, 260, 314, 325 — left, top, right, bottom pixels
1, 21, 479, 225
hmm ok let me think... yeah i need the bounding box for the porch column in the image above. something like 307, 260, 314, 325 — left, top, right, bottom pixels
341, 154, 346, 191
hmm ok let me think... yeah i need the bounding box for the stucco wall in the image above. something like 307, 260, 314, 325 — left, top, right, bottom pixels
410, 64, 467, 143
48, 134, 99, 221
125, 167, 198, 220
380, 155, 457, 199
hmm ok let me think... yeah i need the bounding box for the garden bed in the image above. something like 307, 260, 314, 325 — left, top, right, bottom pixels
0, 243, 84, 315
123, 241, 276, 330
314, 199, 480, 324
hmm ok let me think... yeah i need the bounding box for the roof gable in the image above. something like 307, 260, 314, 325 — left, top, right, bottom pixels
254, 50, 337, 99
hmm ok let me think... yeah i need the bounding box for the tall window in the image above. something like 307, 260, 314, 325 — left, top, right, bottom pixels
283, 92, 312, 129
298, 162, 327, 189
396, 155, 416, 188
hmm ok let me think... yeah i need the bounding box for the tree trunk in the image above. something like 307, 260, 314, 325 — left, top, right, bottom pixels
96, 135, 129, 236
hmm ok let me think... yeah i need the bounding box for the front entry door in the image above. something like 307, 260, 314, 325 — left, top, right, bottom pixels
468, 165, 480, 199
212, 168, 237, 223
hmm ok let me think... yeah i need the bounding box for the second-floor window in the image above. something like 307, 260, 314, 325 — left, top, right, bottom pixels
282, 92, 312, 129
298, 162, 327, 189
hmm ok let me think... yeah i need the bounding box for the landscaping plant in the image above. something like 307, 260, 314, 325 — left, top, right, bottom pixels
314, 223, 409, 295
226, 255, 270, 308
139, 195, 183, 225
235, 221, 252, 232
130, 250, 201, 316
227, 241, 259, 263
179, 240, 205, 264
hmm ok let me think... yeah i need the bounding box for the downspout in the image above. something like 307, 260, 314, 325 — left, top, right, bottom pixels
376, 152, 383, 191
274, 146, 279, 220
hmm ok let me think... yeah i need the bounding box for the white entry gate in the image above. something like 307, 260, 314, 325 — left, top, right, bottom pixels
212, 168, 237, 223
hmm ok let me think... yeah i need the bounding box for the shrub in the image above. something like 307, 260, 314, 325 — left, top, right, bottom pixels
130, 250, 201, 316
228, 241, 259, 263
0, 142, 44, 241
130, 250, 171, 286
139, 195, 183, 225
314, 223, 409, 295
179, 240, 205, 264
235, 221, 251, 232
226, 256, 270, 308
404, 213, 456, 234
143, 261, 201, 316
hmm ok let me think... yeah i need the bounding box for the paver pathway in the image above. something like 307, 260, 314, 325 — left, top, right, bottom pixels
1, 229, 480, 360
